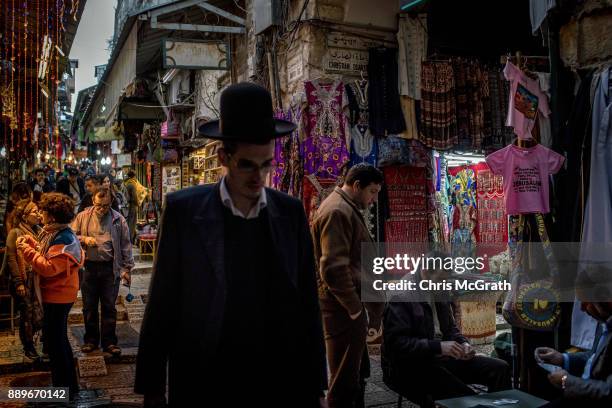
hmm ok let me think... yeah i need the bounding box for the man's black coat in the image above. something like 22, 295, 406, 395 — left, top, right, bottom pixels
134, 183, 326, 406
56, 177, 85, 199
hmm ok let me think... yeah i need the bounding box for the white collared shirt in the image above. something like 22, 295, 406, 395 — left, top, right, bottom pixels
220, 177, 267, 219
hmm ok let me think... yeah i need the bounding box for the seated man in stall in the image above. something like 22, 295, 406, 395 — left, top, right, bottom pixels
381, 251, 511, 407
536, 270, 612, 407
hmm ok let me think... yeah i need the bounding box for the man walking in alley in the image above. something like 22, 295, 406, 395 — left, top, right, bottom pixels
135, 83, 326, 407
72, 187, 134, 356
30, 168, 53, 194
77, 174, 102, 213
57, 167, 85, 211
311, 164, 385, 408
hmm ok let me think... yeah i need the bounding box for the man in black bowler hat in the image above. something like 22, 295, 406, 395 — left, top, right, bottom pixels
135, 82, 327, 407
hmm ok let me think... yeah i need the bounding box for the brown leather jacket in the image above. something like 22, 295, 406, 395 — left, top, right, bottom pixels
311, 187, 384, 318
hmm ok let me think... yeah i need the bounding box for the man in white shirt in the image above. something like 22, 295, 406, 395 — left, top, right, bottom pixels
135, 83, 326, 408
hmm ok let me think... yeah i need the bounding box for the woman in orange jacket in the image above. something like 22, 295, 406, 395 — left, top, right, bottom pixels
17, 193, 84, 400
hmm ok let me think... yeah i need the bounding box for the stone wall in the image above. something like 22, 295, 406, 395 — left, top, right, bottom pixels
210, 0, 400, 109
560, 0, 612, 69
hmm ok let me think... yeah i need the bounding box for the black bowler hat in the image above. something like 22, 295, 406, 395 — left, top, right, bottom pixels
197, 82, 296, 143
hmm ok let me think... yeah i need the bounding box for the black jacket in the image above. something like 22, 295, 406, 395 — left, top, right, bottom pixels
382, 296, 468, 368
56, 177, 85, 200
134, 183, 326, 406
30, 180, 54, 193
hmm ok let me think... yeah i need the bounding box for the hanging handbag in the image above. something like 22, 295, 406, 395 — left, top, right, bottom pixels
161, 111, 181, 139
502, 214, 561, 331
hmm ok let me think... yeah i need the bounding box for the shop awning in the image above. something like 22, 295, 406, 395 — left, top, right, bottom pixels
93, 127, 121, 143
119, 100, 166, 122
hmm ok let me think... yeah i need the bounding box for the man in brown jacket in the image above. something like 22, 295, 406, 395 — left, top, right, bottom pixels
311, 164, 385, 408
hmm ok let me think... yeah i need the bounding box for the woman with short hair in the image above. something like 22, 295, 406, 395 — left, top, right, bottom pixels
17, 193, 84, 399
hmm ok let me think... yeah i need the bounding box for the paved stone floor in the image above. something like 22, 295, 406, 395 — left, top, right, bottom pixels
0, 256, 498, 407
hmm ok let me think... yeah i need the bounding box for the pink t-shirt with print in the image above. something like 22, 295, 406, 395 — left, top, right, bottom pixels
486, 144, 564, 215
504, 61, 551, 140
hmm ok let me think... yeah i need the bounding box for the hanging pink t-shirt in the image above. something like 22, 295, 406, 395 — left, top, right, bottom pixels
504, 61, 551, 140
486, 144, 564, 215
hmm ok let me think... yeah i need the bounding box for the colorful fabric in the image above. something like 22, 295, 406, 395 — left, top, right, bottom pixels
383, 166, 428, 243
483, 70, 514, 153
377, 135, 411, 167
447, 165, 481, 267
486, 144, 564, 215
449, 167, 477, 208
420, 61, 458, 150
272, 107, 302, 195
453, 59, 487, 150
503, 61, 551, 140
346, 80, 377, 166
477, 168, 507, 244
433, 155, 451, 243
301, 79, 350, 179
397, 14, 428, 100
349, 126, 378, 166
302, 175, 338, 226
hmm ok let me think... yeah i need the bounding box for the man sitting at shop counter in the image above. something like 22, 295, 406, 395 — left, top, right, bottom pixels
535, 271, 612, 407
381, 251, 511, 407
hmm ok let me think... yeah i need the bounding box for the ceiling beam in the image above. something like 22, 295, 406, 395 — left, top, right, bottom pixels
148, 0, 245, 34
148, 0, 205, 19
150, 21, 245, 34
197, 3, 246, 26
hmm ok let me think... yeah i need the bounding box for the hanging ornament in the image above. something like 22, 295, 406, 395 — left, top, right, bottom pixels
71, 0, 80, 21
1, 84, 17, 129
23, 0, 29, 149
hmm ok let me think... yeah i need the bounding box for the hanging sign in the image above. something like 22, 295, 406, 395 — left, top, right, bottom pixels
163, 39, 230, 70
323, 32, 388, 76
287, 51, 304, 83
117, 153, 132, 167
326, 33, 385, 51
323, 48, 369, 76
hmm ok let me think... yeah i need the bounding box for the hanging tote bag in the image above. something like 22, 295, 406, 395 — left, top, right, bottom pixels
502, 214, 561, 331
161, 111, 181, 139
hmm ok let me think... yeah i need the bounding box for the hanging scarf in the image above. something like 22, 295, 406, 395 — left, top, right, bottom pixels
18, 221, 38, 241
38, 223, 71, 255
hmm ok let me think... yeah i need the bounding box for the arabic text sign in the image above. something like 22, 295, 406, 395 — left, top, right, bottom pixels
326, 33, 385, 51
324, 48, 369, 76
